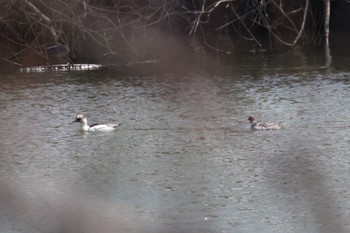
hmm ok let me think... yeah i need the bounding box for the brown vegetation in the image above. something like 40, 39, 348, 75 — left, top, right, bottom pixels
0, 0, 344, 67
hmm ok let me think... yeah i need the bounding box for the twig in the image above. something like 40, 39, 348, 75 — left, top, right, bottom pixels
22, 0, 58, 41
292, 0, 309, 46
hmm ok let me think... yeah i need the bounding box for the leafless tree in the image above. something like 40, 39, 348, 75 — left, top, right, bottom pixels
0, 0, 333, 65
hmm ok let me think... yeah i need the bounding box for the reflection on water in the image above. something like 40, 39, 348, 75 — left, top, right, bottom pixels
1, 60, 350, 233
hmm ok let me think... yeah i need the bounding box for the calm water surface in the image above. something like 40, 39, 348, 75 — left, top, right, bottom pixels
1, 56, 350, 233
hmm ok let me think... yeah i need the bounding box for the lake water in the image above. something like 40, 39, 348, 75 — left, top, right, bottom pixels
1, 51, 350, 233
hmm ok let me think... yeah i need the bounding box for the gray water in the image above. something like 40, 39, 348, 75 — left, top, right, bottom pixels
1, 56, 350, 233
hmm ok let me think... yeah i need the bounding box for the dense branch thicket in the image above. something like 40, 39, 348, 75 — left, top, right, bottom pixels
0, 0, 343, 66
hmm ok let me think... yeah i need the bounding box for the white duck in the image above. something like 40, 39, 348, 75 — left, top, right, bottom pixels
72, 114, 121, 132
248, 116, 281, 130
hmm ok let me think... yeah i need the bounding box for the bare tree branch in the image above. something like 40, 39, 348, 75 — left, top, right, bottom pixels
23, 0, 58, 41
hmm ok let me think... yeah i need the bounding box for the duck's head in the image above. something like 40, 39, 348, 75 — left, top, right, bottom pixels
248, 116, 256, 123
72, 114, 86, 123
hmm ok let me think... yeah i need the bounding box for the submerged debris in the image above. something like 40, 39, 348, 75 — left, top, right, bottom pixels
19, 63, 104, 73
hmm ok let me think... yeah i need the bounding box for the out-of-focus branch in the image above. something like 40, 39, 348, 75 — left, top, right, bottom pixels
23, 0, 58, 41
323, 0, 332, 68
324, 0, 330, 42
292, 0, 309, 46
